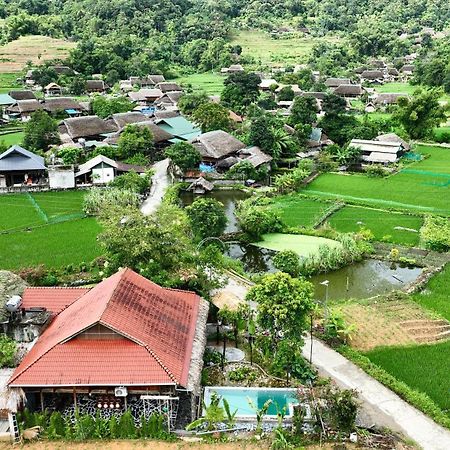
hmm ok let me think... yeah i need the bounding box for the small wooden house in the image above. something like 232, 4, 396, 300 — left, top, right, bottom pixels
44, 82, 63, 96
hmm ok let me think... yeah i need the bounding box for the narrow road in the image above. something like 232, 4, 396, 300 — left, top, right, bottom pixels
140, 158, 171, 216
302, 336, 450, 450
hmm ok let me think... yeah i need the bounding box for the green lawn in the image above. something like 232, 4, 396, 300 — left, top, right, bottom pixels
374, 82, 417, 95
305, 145, 450, 215
230, 30, 338, 66
328, 206, 422, 246
253, 233, 342, 258
268, 194, 332, 228
412, 264, 450, 321
365, 341, 450, 413
0, 218, 102, 269
174, 73, 224, 95
0, 72, 21, 93
0, 190, 102, 269
0, 131, 24, 146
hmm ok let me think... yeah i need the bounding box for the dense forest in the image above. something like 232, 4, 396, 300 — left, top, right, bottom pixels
0, 0, 448, 86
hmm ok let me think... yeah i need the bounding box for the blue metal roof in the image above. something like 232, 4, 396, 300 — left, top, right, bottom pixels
0, 94, 15, 106
0, 145, 46, 172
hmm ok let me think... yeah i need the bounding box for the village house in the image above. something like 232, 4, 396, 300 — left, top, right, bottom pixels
0, 145, 47, 188
375, 133, 411, 151
44, 83, 63, 96
349, 138, 407, 164
155, 82, 182, 93
220, 64, 244, 75
0, 94, 15, 118
6, 268, 208, 432
307, 128, 334, 151
155, 91, 183, 109
372, 93, 407, 108
236, 146, 273, 170
155, 116, 201, 142
360, 70, 384, 84
42, 97, 85, 117
324, 78, 351, 89
86, 80, 107, 93
8, 91, 36, 101
75, 154, 147, 185
400, 64, 415, 79
59, 115, 117, 144
5, 99, 42, 121
191, 130, 246, 165
259, 79, 278, 91
333, 84, 365, 98
128, 89, 163, 105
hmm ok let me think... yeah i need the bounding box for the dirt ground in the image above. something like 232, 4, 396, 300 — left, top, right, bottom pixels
0, 36, 75, 72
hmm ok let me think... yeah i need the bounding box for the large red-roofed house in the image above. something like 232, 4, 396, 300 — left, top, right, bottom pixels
7, 268, 209, 429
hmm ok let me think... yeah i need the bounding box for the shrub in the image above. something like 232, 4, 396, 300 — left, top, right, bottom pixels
47, 412, 65, 440
185, 197, 227, 240
83, 188, 140, 216
228, 366, 258, 383
273, 250, 301, 277
365, 164, 389, 177
109, 170, 152, 194
420, 215, 450, 252
237, 206, 283, 239
0, 335, 17, 367
118, 410, 136, 438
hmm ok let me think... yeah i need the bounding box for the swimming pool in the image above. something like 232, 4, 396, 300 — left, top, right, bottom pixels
203, 387, 300, 418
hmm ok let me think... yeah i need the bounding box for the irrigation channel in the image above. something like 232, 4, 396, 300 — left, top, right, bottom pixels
179, 190, 422, 301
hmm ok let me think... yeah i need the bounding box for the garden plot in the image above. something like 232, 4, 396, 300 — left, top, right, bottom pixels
253, 233, 342, 258
327, 206, 422, 246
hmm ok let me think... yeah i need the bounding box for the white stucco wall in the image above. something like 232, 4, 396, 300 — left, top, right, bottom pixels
48, 168, 75, 189
92, 167, 114, 184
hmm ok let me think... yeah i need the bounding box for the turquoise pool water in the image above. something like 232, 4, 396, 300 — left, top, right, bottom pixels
204, 387, 299, 417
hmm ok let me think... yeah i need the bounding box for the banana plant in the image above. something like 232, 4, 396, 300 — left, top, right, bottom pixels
247, 397, 272, 435
223, 398, 238, 428
185, 392, 225, 432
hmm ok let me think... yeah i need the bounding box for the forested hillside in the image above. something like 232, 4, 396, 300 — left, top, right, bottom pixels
0, 0, 448, 85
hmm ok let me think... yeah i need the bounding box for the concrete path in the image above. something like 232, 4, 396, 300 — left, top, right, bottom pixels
302, 336, 450, 450
140, 158, 171, 215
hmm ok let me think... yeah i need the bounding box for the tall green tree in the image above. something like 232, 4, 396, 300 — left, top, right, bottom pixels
165, 142, 201, 171
185, 198, 227, 240
246, 272, 314, 342
394, 89, 447, 139
117, 125, 155, 160
192, 102, 232, 133
289, 96, 318, 126
221, 72, 260, 114
23, 110, 60, 151
91, 95, 133, 119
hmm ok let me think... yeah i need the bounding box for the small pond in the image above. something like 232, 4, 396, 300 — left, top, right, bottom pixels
180, 189, 423, 301
179, 189, 250, 233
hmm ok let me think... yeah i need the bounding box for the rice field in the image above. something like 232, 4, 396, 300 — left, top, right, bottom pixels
327, 206, 422, 246
174, 73, 224, 95
0, 190, 101, 269
253, 233, 342, 258
412, 264, 450, 321
0, 131, 24, 146
364, 340, 450, 413
268, 194, 332, 228
304, 145, 450, 215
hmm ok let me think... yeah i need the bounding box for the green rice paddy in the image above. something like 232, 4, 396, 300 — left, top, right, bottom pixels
174, 72, 224, 95
268, 195, 331, 228
328, 206, 422, 246
0, 131, 24, 146
365, 340, 450, 413
253, 233, 342, 258
304, 145, 450, 215
412, 264, 450, 321
0, 190, 101, 269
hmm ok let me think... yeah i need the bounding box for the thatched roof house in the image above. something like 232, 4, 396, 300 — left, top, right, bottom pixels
373, 93, 407, 106
187, 177, 214, 193
361, 70, 384, 81
154, 110, 180, 120
221, 64, 244, 74
103, 120, 174, 145
61, 115, 117, 140
325, 78, 350, 88
148, 74, 165, 84
111, 111, 147, 130
9, 90, 36, 101
400, 65, 415, 74
237, 146, 273, 168
128, 89, 163, 103
43, 97, 84, 114
6, 99, 42, 115
191, 130, 246, 162
86, 80, 106, 93
156, 82, 182, 93
156, 91, 183, 106
333, 84, 365, 97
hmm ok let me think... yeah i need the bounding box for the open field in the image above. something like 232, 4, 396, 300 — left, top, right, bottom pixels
0, 35, 76, 72
175, 72, 224, 95
230, 30, 337, 66
412, 264, 450, 321
365, 340, 450, 413
0, 131, 24, 146
305, 145, 450, 215
0, 72, 22, 93
254, 233, 342, 258
328, 206, 422, 246
374, 82, 450, 103
0, 191, 101, 269
268, 194, 331, 228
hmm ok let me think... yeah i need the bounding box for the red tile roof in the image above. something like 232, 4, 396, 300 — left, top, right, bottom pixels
22, 287, 90, 314
9, 269, 201, 388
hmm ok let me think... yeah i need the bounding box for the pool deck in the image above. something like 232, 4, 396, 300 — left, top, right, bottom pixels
303, 336, 450, 450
